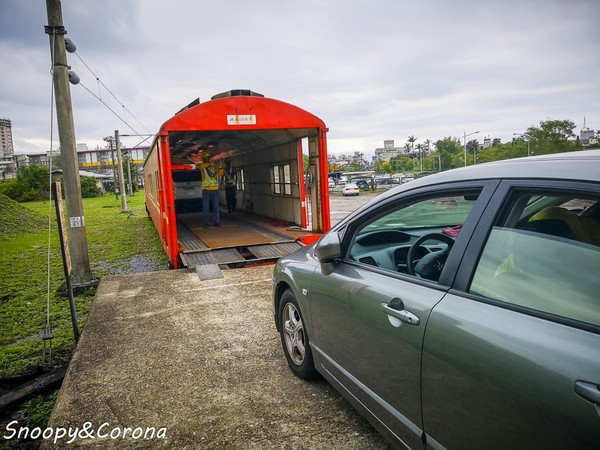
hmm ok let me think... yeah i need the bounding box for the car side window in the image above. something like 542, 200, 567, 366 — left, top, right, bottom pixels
347, 190, 481, 281
469, 190, 600, 326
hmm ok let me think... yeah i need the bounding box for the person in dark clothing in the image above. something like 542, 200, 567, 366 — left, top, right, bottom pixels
222, 160, 237, 213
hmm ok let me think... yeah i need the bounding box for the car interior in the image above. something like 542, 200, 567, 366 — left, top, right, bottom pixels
346, 193, 480, 281
470, 192, 600, 325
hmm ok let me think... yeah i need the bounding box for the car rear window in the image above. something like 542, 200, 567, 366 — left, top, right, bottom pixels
470, 191, 600, 326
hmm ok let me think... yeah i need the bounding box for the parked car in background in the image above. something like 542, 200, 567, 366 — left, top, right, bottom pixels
354, 179, 370, 190
342, 182, 360, 196
274, 150, 600, 450
328, 178, 335, 189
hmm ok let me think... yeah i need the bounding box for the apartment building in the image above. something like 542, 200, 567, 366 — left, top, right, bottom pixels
0, 118, 14, 158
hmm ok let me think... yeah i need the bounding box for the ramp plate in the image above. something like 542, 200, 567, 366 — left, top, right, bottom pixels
181, 241, 303, 269
182, 248, 246, 269
247, 242, 302, 259
196, 264, 224, 280
177, 224, 208, 252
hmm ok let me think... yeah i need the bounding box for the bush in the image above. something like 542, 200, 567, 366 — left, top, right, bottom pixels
0, 167, 49, 202
80, 176, 102, 198
0, 179, 20, 199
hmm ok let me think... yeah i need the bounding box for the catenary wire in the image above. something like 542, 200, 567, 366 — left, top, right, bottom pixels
78, 81, 145, 138
72, 51, 153, 135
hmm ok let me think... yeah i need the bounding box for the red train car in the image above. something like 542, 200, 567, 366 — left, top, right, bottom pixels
144, 89, 331, 269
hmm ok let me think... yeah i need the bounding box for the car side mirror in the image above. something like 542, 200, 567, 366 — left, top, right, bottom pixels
315, 232, 342, 263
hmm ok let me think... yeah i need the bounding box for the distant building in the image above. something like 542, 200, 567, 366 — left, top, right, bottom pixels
334, 151, 368, 168
0, 118, 14, 158
580, 126, 597, 147
76, 146, 149, 173
372, 140, 405, 164
17, 145, 150, 177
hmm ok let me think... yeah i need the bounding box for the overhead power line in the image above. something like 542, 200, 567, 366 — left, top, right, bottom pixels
78, 81, 145, 138
71, 50, 153, 141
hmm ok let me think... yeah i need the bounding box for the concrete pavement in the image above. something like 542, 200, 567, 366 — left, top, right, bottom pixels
43, 266, 390, 449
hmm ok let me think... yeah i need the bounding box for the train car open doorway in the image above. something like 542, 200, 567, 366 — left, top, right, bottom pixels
144, 90, 331, 269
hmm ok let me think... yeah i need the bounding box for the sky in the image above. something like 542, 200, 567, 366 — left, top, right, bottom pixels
1, 0, 599, 158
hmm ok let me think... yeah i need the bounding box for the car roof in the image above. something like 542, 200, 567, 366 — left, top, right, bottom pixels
389, 149, 599, 193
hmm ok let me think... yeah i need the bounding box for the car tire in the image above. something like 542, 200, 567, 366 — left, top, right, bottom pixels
278, 289, 320, 380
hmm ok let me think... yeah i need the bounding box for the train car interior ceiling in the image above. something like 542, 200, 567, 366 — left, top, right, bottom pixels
169, 129, 316, 159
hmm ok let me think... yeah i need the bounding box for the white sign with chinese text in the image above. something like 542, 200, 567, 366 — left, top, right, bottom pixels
227, 114, 256, 125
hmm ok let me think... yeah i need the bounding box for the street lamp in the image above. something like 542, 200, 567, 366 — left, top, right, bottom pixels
463, 130, 479, 166
467, 144, 478, 164
513, 133, 531, 156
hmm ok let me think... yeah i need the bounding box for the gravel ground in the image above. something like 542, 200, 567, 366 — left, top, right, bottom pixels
43, 266, 391, 449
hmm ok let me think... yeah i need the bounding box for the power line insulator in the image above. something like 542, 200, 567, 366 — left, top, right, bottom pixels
68, 70, 80, 85
64, 37, 76, 53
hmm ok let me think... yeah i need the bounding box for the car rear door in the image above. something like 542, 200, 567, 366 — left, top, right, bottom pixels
421, 180, 600, 449
308, 181, 498, 448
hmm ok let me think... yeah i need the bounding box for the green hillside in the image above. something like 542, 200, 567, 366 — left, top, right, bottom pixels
0, 193, 48, 239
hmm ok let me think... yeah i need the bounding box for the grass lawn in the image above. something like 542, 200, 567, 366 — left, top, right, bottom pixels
0, 191, 169, 448
0, 192, 169, 376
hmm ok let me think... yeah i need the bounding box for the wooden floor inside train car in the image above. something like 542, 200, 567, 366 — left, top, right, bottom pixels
176, 211, 317, 269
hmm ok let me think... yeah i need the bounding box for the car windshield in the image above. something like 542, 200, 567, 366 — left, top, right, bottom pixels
360, 194, 479, 233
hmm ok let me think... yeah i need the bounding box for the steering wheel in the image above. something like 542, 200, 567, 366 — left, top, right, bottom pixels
406, 233, 455, 280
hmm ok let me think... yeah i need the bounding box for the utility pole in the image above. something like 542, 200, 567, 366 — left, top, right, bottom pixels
126, 155, 133, 196
104, 136, 118, 200
114, 130, 130, 213
45, 0, 93, 286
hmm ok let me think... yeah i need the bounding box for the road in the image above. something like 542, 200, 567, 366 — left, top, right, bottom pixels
330, 191, 380, 225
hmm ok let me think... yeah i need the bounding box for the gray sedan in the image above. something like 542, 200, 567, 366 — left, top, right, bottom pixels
273, 150, 600, 449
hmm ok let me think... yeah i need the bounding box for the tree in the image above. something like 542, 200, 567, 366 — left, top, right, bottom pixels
372, 159, 389, 174
3, 166, 51, 201
435, 137, 462, 170
524, 119, 579, 154
407, 135, 417, 157
19, 166, 50, 193
389, 154, 416, 174
465, 139, 480, 165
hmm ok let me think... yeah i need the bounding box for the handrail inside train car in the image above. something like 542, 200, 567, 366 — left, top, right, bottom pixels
143, 89, 331, 269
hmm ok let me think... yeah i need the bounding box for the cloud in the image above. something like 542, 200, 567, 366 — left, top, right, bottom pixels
1, 0, 599, 156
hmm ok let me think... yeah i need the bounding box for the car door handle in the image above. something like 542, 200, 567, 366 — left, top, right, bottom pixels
574, 380, 600, 405
380, 298, 420, 326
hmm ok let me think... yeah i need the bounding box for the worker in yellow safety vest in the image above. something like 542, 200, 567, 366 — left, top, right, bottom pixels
189, 148, 224, 227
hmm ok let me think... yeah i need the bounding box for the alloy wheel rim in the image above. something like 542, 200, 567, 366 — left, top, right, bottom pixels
283, 303, 306, 366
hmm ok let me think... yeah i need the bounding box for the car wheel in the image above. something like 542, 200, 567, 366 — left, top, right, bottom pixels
278, 289, 319, 380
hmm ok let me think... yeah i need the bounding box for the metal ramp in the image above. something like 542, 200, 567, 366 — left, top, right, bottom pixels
177, 224, 208, 252
177, 216, 305, 270
180, 242, 302, 270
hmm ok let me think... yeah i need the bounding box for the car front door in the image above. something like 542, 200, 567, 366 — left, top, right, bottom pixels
308, 182, 498, 448
421, 180, 600, 449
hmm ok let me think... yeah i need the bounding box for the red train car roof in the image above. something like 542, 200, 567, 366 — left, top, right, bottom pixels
157, 90, 328, 160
